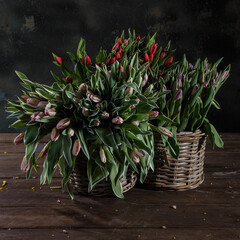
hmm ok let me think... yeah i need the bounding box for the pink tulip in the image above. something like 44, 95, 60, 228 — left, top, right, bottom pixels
99, 147, 106, 163
45, 108, 56, 117
56, 118, 71, 130
67, 128, 75, 137
21, 156, 30, 172
90, 95, 101, 103
136, 36, 141, 41
130, 151, 140, 163
51, 127, 60, 141
37, 101, 48, 107
148, 111, 159, 118
132, 121, 139, 127
31, 112, 44, 121
100, 111, 109, 120
93, 120, 100, 127
72, 139, 81, 156
112, 116, 124, 124
27, 98, 40, 106
158, 127, 173, 137
82, 107, 90, 117
78, 83, 86, 92
14, 133, 24, 145
134, 148, 146, 158
125, 86, 133, 96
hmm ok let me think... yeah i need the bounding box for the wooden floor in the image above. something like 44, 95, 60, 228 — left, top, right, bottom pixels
0, 133, 239, 240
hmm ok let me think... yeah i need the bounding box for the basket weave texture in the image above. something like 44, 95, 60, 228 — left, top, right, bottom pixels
70, 153, 137, 196
145, 130, 206, 190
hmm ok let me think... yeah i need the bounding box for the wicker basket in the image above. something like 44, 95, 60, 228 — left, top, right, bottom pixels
144, 130, 206, 190
69, 153, 137, 196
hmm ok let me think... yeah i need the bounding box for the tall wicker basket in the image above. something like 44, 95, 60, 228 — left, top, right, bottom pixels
144, 130, 206, 190
70, 153, 137, 196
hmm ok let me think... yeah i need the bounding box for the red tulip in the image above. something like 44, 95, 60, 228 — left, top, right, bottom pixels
159, 49, 166, 60
149, 54, 154, 61
136, 35, 141, 41
164, 56, 173, 67
96, 62, 102, 68
66, 76, 73, 84
56, 118, 71, 130
117, 38, 122, 45
116, 52, 121, 60
14, 133, 24, 145
112, 42, 119, 51
111, 57, 116, 65
143, 53, 149, 62
72, 139, 81, 156
82, 55, 91, 65
106, 58, 111, 65
150, 43, 158, 55
55, 56, 63, 65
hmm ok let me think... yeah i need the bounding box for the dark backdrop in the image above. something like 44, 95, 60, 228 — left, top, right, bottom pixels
0, 0, 239, 132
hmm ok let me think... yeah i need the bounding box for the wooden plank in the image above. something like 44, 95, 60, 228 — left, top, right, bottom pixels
0, 203, 239, 229
0, 228, 239, 240
0, 179, 239, 207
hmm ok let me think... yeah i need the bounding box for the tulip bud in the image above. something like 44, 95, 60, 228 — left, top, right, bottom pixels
143, 53, 149, 62
112, 116, 124, 124
132, 121, 139, 127
163, 84, 167, 91
72, 139, 81, 156
130, 151, 140, 163
158, 127, 173, 137
73, 97, 80, 103
93, 119, 100, 127
82, 107, 90, 117
124, 39, 127, 43
21, 95, 29, 100
116, 52, 121, 60
111, 57, 116, 65
86, 90, 93, 98
14, 133, 24, 145
204, 80, 208, 88
142, 73, 148, 87
125, 86, 133, 96
96, 62, 102, 68
221, 70, 230, 82
21, 156, 30, 172
136, 98, 140, 104
130, 105, 136, 110
117, 38, 122, 45
148, 111, 159, 118
82, 55, 91, 65
112, 42, 119, 51
134, 147, 146, 158
119, 65, 124, 71
144, 84, 154, 94
99, 147, 106, 163
40, 145, 48, 158
178, 74, 182, 88
106, 58, 111, 65
37, 101, 48, 107
189, 63, 194, 70
164, 56, 173, 67
90, 94, 101, 103
67, 128, 75, 137
159, 49, 166, 60
56, 118, 71, 130
174, 88, 182, 100
100, 111, 109, 120
51, 127, 60, 141
31, 112, 44, 121
45, 108, 56, 117
149, 54, 154, 61
78, 83, 86, 92
136, 35, 141, 41
191, 84, 199, 95
149, 43, 158, 55
55, 56, 63, 65
66, 76, 73, 84
27, 98, 40, 106
212, 79, 216, 89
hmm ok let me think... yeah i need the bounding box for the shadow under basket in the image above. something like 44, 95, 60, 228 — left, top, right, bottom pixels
69, 154, 137, 196
144, 130, 207, 191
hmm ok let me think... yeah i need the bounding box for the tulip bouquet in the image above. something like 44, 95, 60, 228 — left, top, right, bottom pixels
151, 55, 230, 152
6, 38, 169, 198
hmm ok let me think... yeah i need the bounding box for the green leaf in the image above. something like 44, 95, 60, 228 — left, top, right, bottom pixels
10, 120, 26, 128
24, 125, 39, 145
26, 141, 38, 165
109, 165, 124, 199
76, 129, 90, 159
62, 135, 73, 167
77, 38, 86, 59
92, 166, 107, 188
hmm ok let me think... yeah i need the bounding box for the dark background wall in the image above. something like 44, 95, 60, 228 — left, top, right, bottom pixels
0, 0, 239, 132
